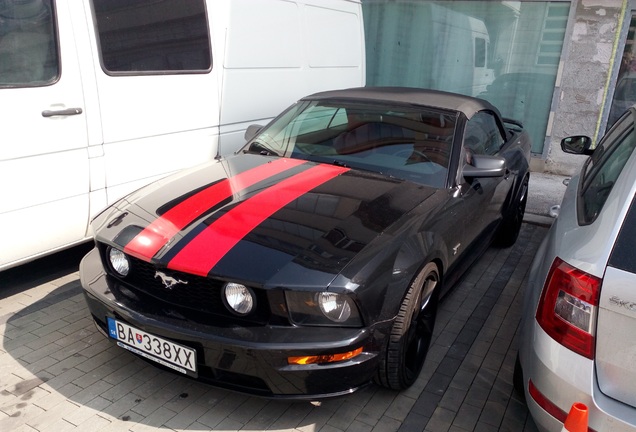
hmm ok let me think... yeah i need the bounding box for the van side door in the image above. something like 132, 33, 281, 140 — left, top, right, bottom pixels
0, 0, 90, 269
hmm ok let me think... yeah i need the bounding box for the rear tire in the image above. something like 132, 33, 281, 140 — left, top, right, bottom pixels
376, 262, 439, 390
513, 353, 526, 402
496, 175, 529, 247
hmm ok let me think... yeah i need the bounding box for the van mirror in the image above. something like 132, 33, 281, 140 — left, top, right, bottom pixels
245, 124, 263, 142
561, 135, 594, 155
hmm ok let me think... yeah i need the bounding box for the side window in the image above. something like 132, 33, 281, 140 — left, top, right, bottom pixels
579, 120, 636, 224
463, 111, 505, 157
0, 0, 58, 87
92, 0, 211, 74
608, 193, 636, 273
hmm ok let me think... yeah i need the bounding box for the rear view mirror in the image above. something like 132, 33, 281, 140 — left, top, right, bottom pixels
463, 154, 507, 179
561, 135, 594, 155
244, 124, 263, 142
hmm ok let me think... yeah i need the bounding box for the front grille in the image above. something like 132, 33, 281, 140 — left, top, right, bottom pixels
100, 244, 271, 325
128, 256, 225, 314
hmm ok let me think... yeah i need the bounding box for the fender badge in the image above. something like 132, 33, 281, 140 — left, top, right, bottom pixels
609, 295, 636, 312
154, 271, 188, 290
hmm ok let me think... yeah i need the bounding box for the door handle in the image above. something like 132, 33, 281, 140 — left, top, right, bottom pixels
42, 107, 83, 117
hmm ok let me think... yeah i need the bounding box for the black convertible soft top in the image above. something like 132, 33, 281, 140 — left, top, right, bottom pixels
303, 87, 497, 120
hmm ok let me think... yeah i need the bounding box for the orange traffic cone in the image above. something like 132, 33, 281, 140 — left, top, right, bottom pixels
561, 402, 588, 432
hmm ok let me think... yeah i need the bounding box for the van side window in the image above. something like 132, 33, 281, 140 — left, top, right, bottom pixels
0, 0, 58, 87
475, 38, 486, 68
93, 0, 211, 74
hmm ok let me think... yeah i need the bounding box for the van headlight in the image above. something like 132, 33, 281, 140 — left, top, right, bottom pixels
108, 247, 130, 277
286, 291, 362, 327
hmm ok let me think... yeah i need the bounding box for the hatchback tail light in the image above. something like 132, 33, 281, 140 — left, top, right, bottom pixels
536, 258, 601, 359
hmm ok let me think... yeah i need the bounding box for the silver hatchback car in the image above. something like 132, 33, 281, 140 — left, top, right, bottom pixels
516, 107, 636, 431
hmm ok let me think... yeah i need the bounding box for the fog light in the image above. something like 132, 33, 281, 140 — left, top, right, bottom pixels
108, 247, 130, 277
223, 283, 255, 315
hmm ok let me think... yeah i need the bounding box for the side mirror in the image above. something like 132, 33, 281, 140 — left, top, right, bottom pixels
244, 124, 263, 142
561, 135, 594, 155
463, 154, 507, 178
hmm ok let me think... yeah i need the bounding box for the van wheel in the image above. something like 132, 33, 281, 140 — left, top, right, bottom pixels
496, 175, 529, 247
376, 262, 439, 390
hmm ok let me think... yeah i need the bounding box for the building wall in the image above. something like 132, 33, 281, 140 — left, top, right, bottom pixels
361, 0, 627, 176
546, 0, 624, 175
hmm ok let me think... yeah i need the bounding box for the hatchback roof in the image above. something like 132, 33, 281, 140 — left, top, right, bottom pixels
303, 86, 497, 119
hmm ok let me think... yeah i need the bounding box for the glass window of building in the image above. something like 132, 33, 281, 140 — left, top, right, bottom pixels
608, 15, 636, 130
362, 1, 569, 155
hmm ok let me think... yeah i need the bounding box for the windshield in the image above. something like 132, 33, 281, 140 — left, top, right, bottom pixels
243, 100, 458, 188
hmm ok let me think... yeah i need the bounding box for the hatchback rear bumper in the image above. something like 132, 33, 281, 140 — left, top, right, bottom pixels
520, 321, 636, 432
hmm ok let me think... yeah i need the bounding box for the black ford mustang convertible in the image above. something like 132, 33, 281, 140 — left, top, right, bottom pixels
80, 87, 531, 398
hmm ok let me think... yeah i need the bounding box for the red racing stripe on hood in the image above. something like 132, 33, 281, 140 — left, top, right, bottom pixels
166, 164, 350, 277
124, 158, 307, 260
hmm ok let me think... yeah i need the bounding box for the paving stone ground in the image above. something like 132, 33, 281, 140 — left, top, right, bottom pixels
0, 223, 547, 432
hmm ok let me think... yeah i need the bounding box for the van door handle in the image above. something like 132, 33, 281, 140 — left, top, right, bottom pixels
42, 108, 83, 117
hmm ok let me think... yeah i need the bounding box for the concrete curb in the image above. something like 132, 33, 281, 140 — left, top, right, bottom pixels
524, 171, 568, 228
524, 212, 555, 227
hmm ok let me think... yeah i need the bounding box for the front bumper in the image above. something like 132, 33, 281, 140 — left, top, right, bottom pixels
80, 247, 385, 399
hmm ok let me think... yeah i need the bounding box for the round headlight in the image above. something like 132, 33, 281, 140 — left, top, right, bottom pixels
108, 247, 130, 277
223, 283, 255, 315
317, 292, 351, 323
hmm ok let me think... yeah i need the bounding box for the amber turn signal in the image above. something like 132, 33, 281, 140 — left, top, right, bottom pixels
288, 347, 363, 365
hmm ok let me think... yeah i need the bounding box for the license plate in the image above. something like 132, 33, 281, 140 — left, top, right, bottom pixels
107, 318, 197, 377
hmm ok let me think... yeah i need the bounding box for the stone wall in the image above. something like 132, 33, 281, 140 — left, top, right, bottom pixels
546, 0, 624, 175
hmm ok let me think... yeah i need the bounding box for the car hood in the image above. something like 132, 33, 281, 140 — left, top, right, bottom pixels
94, 155, 438, 288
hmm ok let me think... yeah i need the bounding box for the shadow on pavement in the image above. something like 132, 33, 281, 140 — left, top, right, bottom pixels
1, 226, 545, 431
0, 243, 93, 300
1, 253, 390, 431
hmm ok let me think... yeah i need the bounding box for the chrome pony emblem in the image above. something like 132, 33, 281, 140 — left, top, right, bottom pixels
154, 271, 188, 290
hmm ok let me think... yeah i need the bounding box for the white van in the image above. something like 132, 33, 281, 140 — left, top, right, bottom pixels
364, 2, 492, 96
0, 0, 365, 271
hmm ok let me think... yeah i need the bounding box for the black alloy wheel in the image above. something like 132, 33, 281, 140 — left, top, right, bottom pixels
376, 262, 440, 390
496, 174, 529, 247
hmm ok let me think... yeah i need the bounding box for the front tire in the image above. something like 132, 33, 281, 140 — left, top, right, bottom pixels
376, 262, 440, 390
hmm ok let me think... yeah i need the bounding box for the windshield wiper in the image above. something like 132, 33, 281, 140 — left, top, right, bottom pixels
244, 141, 280, 157
331, 160, 349, 168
